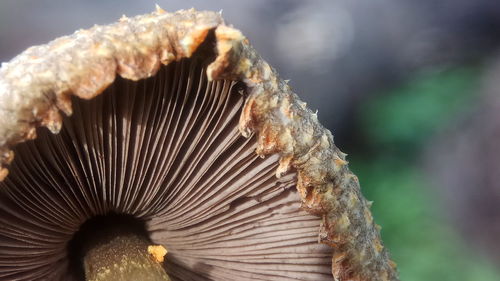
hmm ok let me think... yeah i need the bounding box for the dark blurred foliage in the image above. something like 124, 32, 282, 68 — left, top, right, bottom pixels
425, 59, 500, 268
351, 65, 499, 280
1, 1, 500, 280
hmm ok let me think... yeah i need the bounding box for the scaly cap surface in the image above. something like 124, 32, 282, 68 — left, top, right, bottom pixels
0, 8, 398, 281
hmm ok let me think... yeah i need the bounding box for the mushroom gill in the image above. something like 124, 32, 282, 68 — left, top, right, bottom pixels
0, 8, 399, 281
0, 53, 330, 280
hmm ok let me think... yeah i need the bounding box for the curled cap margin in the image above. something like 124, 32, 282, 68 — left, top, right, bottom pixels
0, 8, 398, 281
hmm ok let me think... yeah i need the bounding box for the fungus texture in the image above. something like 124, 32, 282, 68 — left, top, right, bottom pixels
0, 8, 398, 281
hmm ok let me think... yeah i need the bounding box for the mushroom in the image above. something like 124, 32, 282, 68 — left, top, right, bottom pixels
0, 8, 398, 281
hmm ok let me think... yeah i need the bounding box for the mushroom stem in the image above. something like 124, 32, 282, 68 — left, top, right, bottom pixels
83, 233, 171, 281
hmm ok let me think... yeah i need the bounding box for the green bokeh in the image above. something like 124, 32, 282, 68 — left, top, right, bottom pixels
361, 67, 480, 157
350, 65, 500, 281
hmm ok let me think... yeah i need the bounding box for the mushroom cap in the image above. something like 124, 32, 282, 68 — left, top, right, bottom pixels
0, 8, 398, 281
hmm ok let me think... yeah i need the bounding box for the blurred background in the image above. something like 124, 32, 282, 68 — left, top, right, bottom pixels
1, 0, 500, 280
